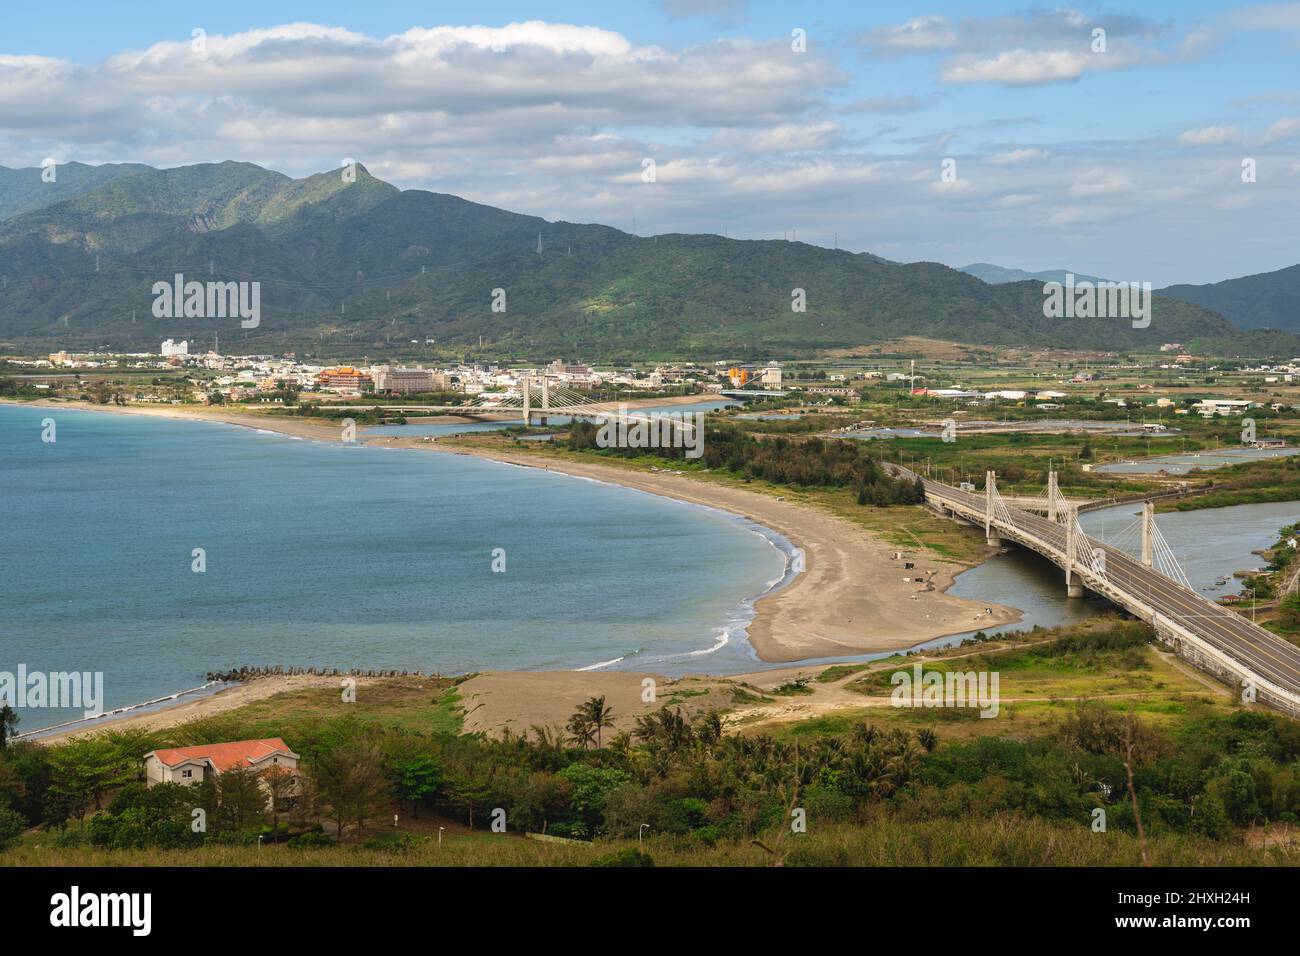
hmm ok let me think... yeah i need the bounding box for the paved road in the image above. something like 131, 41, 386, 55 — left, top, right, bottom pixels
892, 465, 1300, 704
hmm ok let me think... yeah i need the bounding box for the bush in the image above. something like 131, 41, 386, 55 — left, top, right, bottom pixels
287, 830, 335, 848
590, 848, 654, 867
0, 806, 26, 850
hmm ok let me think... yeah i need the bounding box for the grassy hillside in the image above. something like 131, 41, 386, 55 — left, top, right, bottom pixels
0, 161, 1239, 358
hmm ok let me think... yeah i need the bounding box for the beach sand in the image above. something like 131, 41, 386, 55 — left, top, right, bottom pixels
6, 397, 1020, 737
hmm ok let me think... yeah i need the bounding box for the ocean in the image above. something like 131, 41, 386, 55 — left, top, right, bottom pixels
0, 404, 788, 730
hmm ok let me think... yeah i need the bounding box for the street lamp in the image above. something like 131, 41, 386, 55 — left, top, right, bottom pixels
639, 824, 650, 844
438, 827, 445, 846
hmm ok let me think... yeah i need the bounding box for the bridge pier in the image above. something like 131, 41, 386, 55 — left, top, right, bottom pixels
1066, 569, 1085, 598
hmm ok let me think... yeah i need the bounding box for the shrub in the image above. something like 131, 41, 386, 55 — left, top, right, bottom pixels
0, 806, 25, 850
590, 848, 654, 867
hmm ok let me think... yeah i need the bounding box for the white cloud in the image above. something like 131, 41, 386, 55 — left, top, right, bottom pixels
1258, 117, 1300, 144
1178, 125, 1243, 145
0, 18, 1296, 286
866, 15, 958, 52
990, 148, 1048, 164
942, 48, 1135, 85
868, 9, 1167, 87
1068, 168, 1134, 197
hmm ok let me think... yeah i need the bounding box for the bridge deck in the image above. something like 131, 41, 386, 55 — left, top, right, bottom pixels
888, 465, 1300, 714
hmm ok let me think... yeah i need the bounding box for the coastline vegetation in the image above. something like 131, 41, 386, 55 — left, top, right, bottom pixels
3, 622, 1297, 867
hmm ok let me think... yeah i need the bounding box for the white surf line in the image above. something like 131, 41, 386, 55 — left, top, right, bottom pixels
15, 680, 228, 740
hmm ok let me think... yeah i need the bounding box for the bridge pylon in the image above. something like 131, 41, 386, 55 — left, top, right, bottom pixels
984, 470, 1002, 546
1141, 500, 1153, 567
1047, 471, 1059, 522
1064, 503, 1085, 597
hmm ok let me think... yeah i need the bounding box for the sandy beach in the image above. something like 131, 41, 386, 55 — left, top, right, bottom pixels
5, 396, 1019, 735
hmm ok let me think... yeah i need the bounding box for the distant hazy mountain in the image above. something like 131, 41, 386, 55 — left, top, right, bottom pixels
1158, 265, 1300, 331
958, 262, 1113, 286
0, 161, 1236, 357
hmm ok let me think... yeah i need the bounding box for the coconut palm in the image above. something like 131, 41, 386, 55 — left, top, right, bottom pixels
566, 712, 596, 750
581, 696, 615, 749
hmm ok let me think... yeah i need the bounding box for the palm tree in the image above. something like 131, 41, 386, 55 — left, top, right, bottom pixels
581, 696, 615, 749
566, 712, 595, 750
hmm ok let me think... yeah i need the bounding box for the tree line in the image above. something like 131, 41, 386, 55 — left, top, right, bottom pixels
567, 422, 924, 504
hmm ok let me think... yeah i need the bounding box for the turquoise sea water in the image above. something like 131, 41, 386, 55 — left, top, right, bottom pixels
0, 404, 787, 729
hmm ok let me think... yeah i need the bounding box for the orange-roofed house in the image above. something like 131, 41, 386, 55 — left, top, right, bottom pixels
143, 738, 300, 788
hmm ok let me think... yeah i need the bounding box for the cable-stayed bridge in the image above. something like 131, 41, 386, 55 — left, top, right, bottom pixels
364, 375, 702, 436
888, 464, 1300, 717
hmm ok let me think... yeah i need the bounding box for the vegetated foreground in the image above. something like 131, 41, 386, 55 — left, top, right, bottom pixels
2, 620, 1298, 867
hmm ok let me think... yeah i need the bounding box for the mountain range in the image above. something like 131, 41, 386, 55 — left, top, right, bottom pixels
957, 263, 1113, 286
0, 161, 1284, 359
962, 260, 1300, 335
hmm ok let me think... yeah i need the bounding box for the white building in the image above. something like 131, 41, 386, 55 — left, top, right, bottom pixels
1193, 399, 1252, 417
144, 737, 299, 787
160, 339, 188, 357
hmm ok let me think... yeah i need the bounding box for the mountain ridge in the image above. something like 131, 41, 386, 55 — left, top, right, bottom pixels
0, 161, 1250, 358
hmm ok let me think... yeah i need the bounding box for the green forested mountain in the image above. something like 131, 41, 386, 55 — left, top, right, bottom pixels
0, 162, 153, 222
1159, 265, 1300, 332
0, 161, 1240, 358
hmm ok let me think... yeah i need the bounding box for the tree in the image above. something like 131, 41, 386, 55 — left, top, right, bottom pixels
307, 739, 392, 838
0, 806, 25, 850
566, 713, 595, 750
260, 765, 297, 837
390, 754, 441, 818
42, 736, 141, 824
215, 767, 269, 832
580, 696, 615, 749
0, 706, 17, 749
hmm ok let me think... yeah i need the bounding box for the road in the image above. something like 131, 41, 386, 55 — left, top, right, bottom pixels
890, 465, 1300, 712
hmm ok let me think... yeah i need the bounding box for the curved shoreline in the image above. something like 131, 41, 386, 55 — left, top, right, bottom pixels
2, 398, 1021, 668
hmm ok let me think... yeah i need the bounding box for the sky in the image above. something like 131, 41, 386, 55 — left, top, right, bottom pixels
1, 1, 1297, 286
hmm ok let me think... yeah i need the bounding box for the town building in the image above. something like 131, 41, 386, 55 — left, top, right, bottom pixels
374, 365, 443, 394
144, 738, 300, 787
316, 366, 372, 392
1193, 399, 1252, 417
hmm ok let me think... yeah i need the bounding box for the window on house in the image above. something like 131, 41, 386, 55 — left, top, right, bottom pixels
182, 770, 192, 778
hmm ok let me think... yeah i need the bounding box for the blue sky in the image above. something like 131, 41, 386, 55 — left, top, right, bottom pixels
1, 1, 1297, 284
